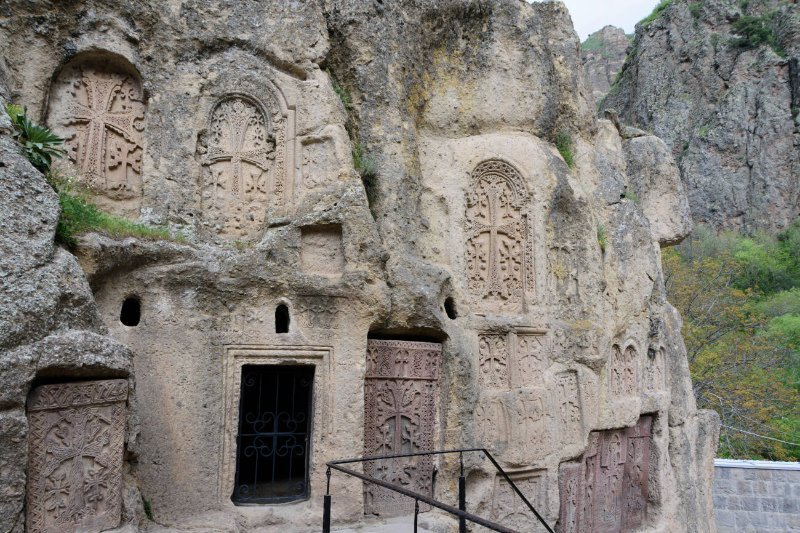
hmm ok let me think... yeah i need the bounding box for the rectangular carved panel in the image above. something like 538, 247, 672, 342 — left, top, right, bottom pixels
26, 380, 128, 533
557, 415, 653, 533
491, 469, 548, 531
478, 329, 549, 391
364, 340, 441, 516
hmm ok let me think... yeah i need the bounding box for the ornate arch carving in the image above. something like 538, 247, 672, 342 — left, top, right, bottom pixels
465, 159, 534, 309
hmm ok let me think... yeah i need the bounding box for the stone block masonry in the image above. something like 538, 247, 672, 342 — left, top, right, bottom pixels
713, 459, 800, 532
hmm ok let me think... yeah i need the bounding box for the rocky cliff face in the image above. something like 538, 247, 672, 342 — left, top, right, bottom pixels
582, 25, 631, 103
0, 87, 133, 532
603, 0, 800, 232
0, 1, 718, 532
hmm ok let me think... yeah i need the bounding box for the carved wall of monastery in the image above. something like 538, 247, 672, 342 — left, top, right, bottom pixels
0, 1, 719, 532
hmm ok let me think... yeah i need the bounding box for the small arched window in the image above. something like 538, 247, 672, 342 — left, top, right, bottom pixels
275, 304, 290, 334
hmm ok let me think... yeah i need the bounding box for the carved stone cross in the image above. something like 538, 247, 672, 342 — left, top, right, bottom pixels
68, 74, 142, 184
206, 99, 274, 197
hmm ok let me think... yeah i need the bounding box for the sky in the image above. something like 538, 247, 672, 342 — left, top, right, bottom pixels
531, 0, 661, 41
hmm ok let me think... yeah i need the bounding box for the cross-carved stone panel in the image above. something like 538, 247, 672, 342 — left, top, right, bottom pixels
557, 415, 653, 533
609, 344, 639, 397
465, 159, 534, 311
490, 469, 548, 531
26, 380, 128, 533
48, 60, 145, 209
364, 340, 441, 516
199, 88, 290, 240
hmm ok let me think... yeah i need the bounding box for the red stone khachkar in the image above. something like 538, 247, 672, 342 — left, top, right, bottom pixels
26, 380, 128, 533
363, 340, 441, 516
557, 415, 653, 533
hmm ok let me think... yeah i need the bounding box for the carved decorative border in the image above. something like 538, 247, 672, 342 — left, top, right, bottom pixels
219, 345, 334, 503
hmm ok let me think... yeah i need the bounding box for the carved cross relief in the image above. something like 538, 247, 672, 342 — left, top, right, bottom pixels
200, 93, 287, 240
558, 415, 653, 533
609, 344, 639, 397
477, 330, 548, 390
49, 63, 145, 203
465, 159, 533, 311
363, 340, 441, 516
26, 380, 128, 533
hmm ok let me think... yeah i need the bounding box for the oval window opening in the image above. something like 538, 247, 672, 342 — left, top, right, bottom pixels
120, 297, 141, 327
275, 304, 290, 334
444, 297, 457, 320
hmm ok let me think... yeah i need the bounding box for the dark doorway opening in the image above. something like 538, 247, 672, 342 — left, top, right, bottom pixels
275, 304, 290, 333
120, 296, 141, 327
232, 364, 314, 504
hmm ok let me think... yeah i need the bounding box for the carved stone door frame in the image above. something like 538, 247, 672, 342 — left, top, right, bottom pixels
219, 344, 333, 504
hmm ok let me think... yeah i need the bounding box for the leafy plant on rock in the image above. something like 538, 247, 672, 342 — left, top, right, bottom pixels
5, 102, 65, 173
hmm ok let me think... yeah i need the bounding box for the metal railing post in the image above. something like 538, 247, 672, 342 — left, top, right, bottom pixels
414, 499, 420, 533
323, 467, 331, 533
459, 452, 466, 533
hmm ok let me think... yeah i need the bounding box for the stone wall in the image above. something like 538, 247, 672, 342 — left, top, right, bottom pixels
0, 1, 719, 531
713, 459, 800, 532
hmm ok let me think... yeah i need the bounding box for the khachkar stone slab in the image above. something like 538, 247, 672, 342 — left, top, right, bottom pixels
609, 344, 639, 397
48, 59, 145, 205
363, 340, 441, 516
199, 91, 288, 240
26, 380, 128, 533
465, 159, 534, 312
557, 415, 653, 533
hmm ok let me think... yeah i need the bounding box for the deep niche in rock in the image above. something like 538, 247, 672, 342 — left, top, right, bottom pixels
120, 296, 141, 327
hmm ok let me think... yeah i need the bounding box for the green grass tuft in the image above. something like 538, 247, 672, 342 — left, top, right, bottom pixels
49, 173, 176, 248
142, 497, 154, 521
555, 131, 575, 169
597, 224, 608, 253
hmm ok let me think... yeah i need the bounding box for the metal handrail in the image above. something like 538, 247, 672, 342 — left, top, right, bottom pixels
323, 448, 554, 533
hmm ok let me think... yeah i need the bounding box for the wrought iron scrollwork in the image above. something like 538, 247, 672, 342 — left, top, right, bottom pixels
232, 365, 314, 504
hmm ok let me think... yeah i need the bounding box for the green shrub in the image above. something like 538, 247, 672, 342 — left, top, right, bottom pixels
330, 77, 351, 111
698, 123, 711, 138
555, 131, 575, 169
689, 2, 702, 20
5, 103, 65, 172
352, 141, 376, 181
730, 14, 785, 57
640, 0, 672, 27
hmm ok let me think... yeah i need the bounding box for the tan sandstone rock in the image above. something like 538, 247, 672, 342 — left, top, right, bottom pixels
0, 1, 718, 532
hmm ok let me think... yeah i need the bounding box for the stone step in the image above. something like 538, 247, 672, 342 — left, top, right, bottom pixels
331, 515, 435, 533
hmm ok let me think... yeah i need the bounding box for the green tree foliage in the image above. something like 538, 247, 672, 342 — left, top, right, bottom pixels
664, 225, 800, 460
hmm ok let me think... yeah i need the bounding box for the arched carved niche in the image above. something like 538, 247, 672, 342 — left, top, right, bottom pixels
47, 54, 145, 214
198, 87, 290, 241
609, 343, 639, 397
465, 159, 534, 311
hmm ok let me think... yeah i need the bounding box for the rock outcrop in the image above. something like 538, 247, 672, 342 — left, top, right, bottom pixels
603, 0, 800, 232
0, 1, 718, 532
582, 25, 631, 102
0, 87, 133, 532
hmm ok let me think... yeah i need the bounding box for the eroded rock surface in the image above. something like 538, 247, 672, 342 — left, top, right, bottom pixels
603, 0, 800, 231
0, 1, 717, 532
0, 88, 133, 531
582, 25, 631, 102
